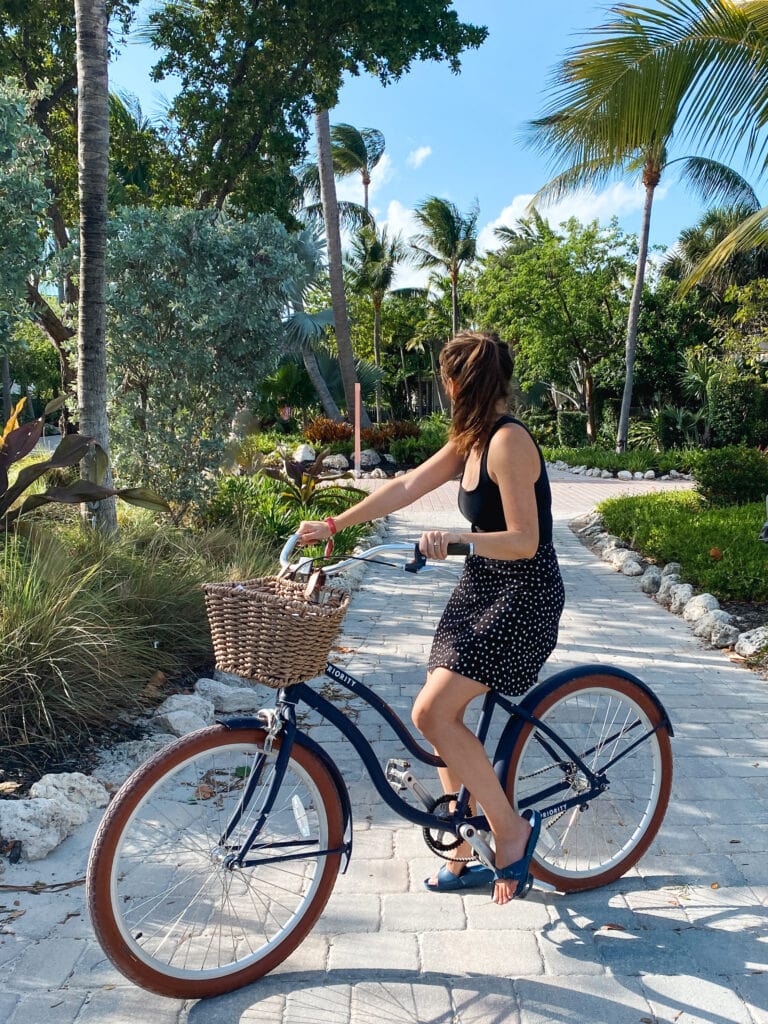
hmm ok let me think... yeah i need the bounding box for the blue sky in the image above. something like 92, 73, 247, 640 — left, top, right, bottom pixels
110, 1, 723, 288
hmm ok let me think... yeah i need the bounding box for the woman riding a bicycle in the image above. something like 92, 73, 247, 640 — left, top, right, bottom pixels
298, 331, 565, 905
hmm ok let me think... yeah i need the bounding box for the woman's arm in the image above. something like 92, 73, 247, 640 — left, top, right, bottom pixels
420, 424, 540, 561
297, 440, 465, 545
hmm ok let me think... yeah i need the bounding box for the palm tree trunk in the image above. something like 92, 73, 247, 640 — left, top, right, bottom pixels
75, 0, 116, 531
314, 107, 370, 429
450, 267, 459, 337
302, 346, 342, 420
373, 299, 382, 424
616, 176, 656, 453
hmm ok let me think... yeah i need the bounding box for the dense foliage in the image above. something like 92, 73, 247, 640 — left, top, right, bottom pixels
598, 490, 768, 602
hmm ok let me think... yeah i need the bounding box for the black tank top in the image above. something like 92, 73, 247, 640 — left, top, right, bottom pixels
457, 415, 553, 546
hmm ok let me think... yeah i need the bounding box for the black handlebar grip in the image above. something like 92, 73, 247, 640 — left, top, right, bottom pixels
446, 542, 471, 555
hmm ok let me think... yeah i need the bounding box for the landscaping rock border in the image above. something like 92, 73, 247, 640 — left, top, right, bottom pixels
547, 459, 693, 482
0, 517, 391, 866
571, 510, 768, 658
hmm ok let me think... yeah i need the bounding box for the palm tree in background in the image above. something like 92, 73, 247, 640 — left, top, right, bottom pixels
662, 203, 768, 307
314, 108, 371, 428
411, 196, 479, 336
527, 0, 761, 452
346, 223, 419, 422
329, 123, 386, 211
75, 0, 116, 531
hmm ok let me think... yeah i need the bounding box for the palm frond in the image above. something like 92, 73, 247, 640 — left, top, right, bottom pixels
681, 203, 768, 292
676, 157, 761, 209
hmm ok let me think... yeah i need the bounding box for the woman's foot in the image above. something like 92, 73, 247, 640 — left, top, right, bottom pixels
491, 811, 540, 906
424, 862, 494, 892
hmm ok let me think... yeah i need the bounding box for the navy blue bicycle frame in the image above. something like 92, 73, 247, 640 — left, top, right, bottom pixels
223, 659, 654, 870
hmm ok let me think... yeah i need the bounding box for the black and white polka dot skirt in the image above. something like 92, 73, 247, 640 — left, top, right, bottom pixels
427, 543, 565, 696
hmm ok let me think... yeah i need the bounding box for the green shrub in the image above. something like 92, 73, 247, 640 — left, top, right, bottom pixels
597, 490, 768, 601
541, 445, 694, 476
390, 415, 448, 465
691, 445, 768, 505
557, 410, 588, 447
707, 371, 766, 447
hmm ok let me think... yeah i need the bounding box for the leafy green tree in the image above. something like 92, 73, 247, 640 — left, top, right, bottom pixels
412, 195, 479, 336
105, 207, 309, 519
0, 78, 51, 419
144, 1, 486, 217
527, 0, 760, 451
473, 217, 634, 443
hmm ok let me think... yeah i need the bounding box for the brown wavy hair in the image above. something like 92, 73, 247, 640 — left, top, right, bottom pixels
439, 331, 514, 457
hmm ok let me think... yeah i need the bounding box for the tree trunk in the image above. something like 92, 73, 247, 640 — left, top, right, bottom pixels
75, 0, 117, 531
373, 299, 382, 424
616, 176, 656, 453
314, 107, 370, 429
584, 370, 596, 445
2, 352, 11, 423
302, 346, 342, 420
450, 267, 459, 337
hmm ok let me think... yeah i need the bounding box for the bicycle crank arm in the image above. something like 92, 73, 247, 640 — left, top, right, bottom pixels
385, 759, 435, 811
457, 823, 495, 869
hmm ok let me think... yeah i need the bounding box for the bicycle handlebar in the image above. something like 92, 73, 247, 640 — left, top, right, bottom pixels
278, 533, 472, 575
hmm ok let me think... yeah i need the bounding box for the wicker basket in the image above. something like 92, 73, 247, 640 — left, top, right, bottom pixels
202, 575, 350, 688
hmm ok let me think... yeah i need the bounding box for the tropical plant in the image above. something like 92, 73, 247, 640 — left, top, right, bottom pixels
329, 122, 385, 211
526, 0, 761, 453
346, 223, 418, 422
0, 397, 167, 530
412, 195, 479, 336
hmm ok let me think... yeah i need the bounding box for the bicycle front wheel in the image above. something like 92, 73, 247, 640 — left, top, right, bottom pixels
506, 673, 672, 893
87, 725, 344, 998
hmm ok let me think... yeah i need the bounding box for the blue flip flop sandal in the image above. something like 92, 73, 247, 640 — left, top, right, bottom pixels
490, 808, 542, 900
424, 863, 495, 892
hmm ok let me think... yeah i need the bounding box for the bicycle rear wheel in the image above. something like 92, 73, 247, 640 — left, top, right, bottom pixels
505, 673, 672, 892
87, 724, 344, 998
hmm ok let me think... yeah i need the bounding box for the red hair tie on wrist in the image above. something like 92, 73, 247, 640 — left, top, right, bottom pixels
323, 517, 337, 559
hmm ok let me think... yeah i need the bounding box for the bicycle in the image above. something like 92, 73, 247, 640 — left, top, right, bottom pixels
86, 536, 674, 999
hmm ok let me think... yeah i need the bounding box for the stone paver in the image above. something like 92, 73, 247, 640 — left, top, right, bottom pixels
1, 471, 767, 1023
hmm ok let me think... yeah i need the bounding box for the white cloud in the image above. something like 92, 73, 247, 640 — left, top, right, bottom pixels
477, 181, 669, 254
380, 200, 432, 291
406, 145, 432, 169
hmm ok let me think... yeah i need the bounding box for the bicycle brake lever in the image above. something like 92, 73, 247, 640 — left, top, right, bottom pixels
405, 544, 427, 574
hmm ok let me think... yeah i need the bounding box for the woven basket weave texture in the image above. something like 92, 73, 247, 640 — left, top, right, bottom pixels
203, 576, 349, 688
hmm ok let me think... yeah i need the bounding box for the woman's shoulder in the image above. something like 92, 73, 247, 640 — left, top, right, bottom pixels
488, 419, 540, 472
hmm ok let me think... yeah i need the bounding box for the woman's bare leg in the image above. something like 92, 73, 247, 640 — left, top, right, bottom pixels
413, 668, 533, 905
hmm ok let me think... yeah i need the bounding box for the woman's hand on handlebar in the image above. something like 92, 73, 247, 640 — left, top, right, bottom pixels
418, 529, 464, 560
297, 519, 334, 547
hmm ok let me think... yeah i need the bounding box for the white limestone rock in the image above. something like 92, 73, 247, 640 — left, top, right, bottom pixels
661, 562, 682, 577
710, 622, 740, 648
669, 583, 695, 615
617, 470, 633, 480
734, 625, 768, 658
293, 443, 316, 462
154, 693, 215, 724
656, 576, 681, 607
359, 448, 381, 468
644, 470, 656, 480
150, 709, 210, 737
640, 566, 662, 594
195, 677, 265, 713
682, 593, 720, 623
605, 547, 638, 570
0, 773, 109, 861
369, 467, 388, 478
91, 734, 177, 790
601, 469, 614, 478
633, 471, 644, 480
621, 559, 645, 576
692, 609, 734, 639
28, 772, 109, 815
322, 453, 349, 471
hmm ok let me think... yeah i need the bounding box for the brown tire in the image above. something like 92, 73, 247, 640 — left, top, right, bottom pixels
505, 673, 672, 893
87, 724, 344, 998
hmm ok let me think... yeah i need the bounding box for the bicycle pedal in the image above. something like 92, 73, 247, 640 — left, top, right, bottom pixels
385, 759, 411, 789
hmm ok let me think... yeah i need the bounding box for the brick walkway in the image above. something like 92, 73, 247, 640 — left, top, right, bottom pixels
1, 472, 766, 1024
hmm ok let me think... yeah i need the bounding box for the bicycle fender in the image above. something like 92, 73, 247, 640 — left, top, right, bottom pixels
220, 716, 353, 873
491, 663, 674, 785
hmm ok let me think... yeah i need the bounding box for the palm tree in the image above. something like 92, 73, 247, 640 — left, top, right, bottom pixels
411, 196, 479, 336
662, 203, 768, 306
314, 107, 371, 429
346, 223, 417, 422
75, 0, 116, 531
329, 123, 386, 211
527, 1, 761, 452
